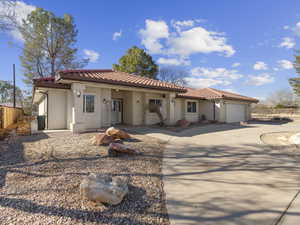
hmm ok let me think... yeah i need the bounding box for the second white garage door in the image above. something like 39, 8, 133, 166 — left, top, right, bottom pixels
226, 103, 246, 123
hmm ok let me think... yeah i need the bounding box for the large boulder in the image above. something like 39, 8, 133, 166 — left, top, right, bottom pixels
108, 143, 139, 156
80, 173, 128, 205
105, 127, 131, 139
90, 133, 114, 146
289, 133, 300, 145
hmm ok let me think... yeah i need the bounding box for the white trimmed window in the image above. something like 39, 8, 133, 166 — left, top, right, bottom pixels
149, 99, 162, 112
83, 95, 95, 113
187, 101, 197, 113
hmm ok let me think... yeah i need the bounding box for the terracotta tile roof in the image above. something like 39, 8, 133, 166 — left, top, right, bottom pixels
56, 69, 187, 92
33, 77, 71, 89
178, 87, 259, 103
33, 70, 258, 103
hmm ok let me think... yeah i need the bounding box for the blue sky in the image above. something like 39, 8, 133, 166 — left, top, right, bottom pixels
0, 0, 300, 100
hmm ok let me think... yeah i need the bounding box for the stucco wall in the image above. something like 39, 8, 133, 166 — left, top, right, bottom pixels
199, 100, 215, 121
111, 90, 132, 125
183, 99, 199, 122
38, 98, 46, 116
174, 98, 183, 122
66, 90, 73, 129
82, 86, 102, 129
100, 88, 112, 127
145, 93, 167, 125
132, 92, 144, 125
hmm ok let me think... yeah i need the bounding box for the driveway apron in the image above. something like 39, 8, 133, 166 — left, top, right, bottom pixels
147, 122, 300, 225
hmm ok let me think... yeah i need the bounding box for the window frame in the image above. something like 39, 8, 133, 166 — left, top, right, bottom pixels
83, 94, 95, 113
187, 101, 197, 113
149, 99, 162, 113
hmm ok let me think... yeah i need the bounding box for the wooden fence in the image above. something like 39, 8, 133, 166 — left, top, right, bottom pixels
0, 106, 24, 129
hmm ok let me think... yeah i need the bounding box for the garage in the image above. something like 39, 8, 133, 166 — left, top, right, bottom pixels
226, 103, 246, 123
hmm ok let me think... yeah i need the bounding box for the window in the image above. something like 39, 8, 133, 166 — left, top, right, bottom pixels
187, 101, 197, 113
83, 95, 95, 113
149, 99, 162, 113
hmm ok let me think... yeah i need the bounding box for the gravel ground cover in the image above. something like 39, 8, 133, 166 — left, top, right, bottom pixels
0, 131, 169, 225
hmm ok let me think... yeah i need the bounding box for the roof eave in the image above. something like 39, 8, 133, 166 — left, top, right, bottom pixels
58, 76, 187, 93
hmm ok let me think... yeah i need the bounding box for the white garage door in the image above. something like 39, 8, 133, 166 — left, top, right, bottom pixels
226, 104, 245, 123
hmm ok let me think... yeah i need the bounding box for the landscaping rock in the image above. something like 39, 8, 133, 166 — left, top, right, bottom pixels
90, 133, 114, 146
80, 173, 128, 205
176, 119, 190, 128
109, 142, 139, 155
289, 133, 300, 145
105, 127, 131, 139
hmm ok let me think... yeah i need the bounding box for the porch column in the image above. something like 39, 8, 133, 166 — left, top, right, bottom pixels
70, 83, 86, 133
166, 93, 176, 125
219, 100, 226, 122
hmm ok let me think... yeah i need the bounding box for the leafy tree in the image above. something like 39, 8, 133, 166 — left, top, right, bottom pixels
289, 53, 300, 95
158, 67, 187, 86
0, 80, 23, 106
19, 8, 88, 85
113, 46, 158, 79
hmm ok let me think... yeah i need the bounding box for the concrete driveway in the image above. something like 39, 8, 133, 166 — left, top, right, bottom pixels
145, 121, 300, 225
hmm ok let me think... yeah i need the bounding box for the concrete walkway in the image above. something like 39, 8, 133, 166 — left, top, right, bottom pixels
143, 122, 300, 225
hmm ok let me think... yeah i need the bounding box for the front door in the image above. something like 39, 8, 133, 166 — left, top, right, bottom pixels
111, 99, 123, 125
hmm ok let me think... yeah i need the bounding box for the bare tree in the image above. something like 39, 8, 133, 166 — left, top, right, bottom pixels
158, 67, 187, 86
0, 0, 16, 32
265, 89, 299, 107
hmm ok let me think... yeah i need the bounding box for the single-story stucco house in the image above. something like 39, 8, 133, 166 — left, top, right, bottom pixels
32, 69, 258, 132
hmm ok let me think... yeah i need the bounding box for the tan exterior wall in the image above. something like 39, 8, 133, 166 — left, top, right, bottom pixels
66, 90, 73, 129
174, 98, 183, 122
183, 99, 199, 122
38, 98, 46, 116
111, 90, 133, 125
132, 92, 144, 125
199, 100, 216, 121
82, 86, 102, 129
100, 88, 112, 127
37, 81, 255, 132
144, 93, 167, 125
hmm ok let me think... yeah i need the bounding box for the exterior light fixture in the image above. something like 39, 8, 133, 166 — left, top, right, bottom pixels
76, 91, 81, 98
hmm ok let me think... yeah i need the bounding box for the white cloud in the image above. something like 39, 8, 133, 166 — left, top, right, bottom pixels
191, 67, 243, 80
83, 49, 100, 63
157, 57, 190, 66
184, 77, 230, 88
247, 73, 274, 86
171, 19, 206, 32
279, 37, 295, 49
277, 60, 293, 70
253, 61, 268, 70
0, 1, 36, 41
139, 19, 235, 61
223, 88, 238, 94
171, 20, 196, 32
292, 22, 300, 37
139, 19, 169, 54
112, 30, 122, 40
232, 62, 241, 68
185, 67, 243, 88
168, 27, 235, 57
283, 25, 290, 30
